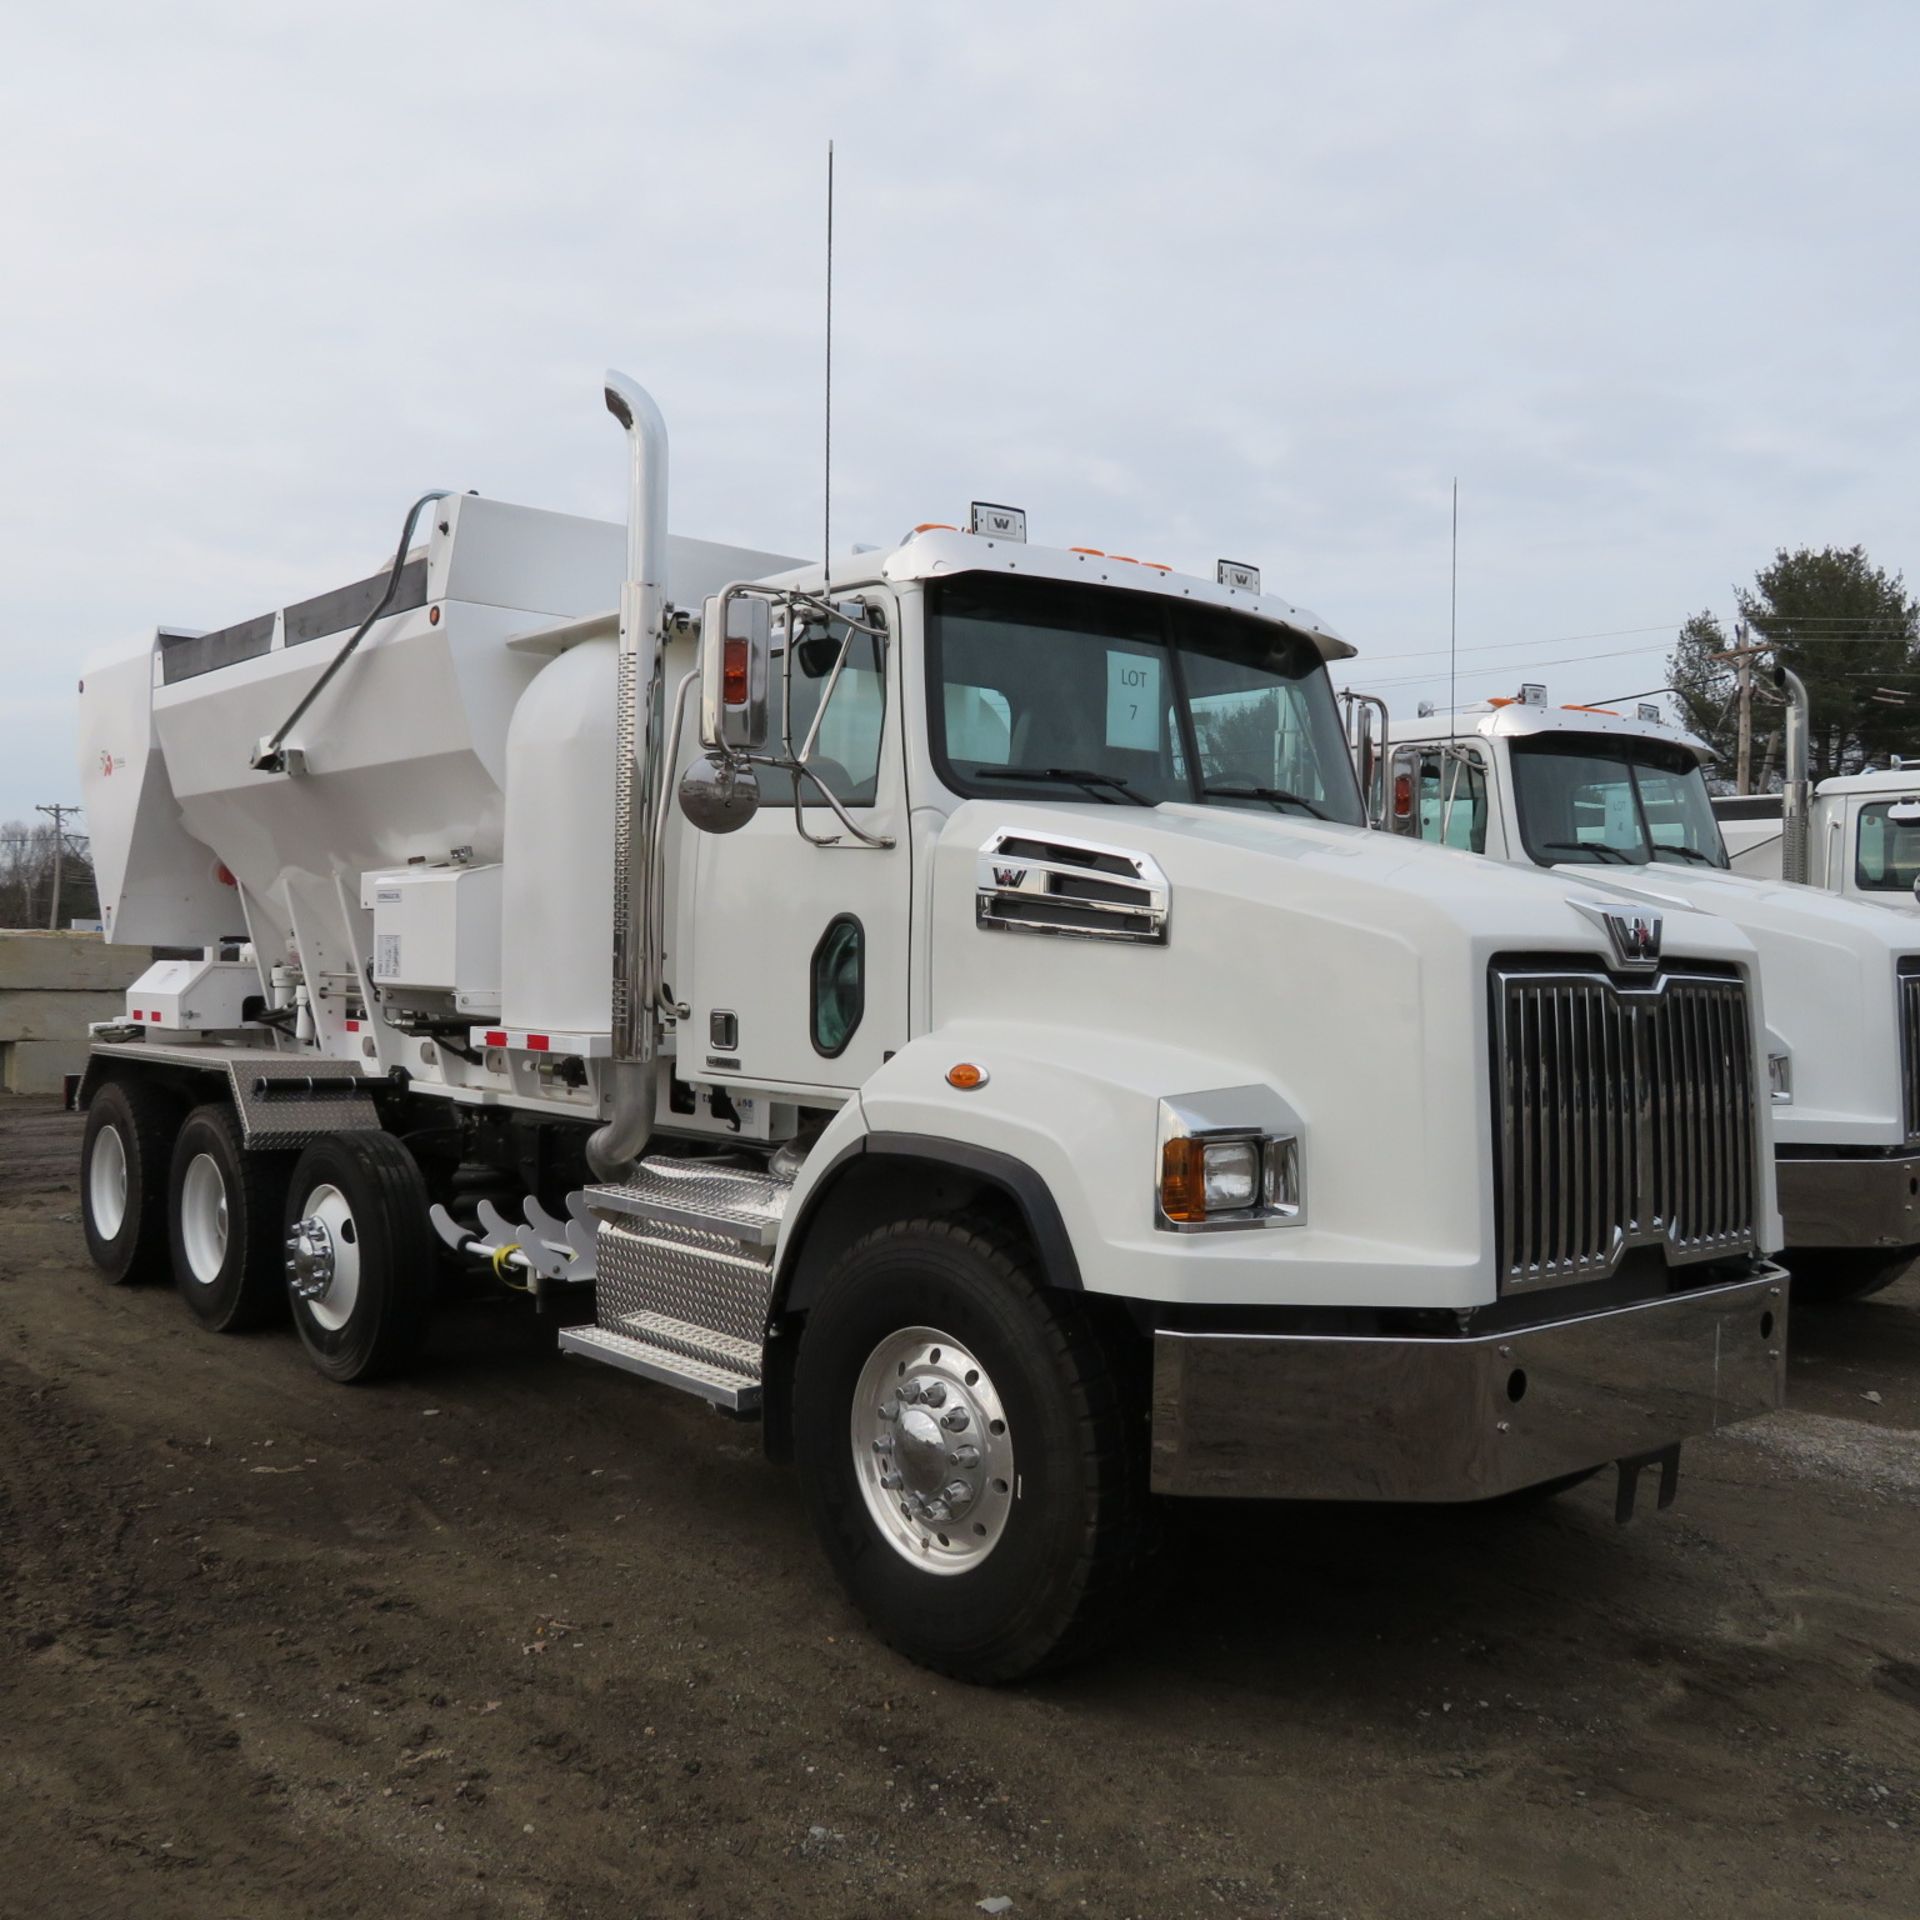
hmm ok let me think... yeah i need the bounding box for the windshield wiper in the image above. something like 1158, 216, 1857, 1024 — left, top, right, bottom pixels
1650, 842, 1719, 866
1538, 840, 1637, 864
971, 765, 1153, 807
1201, 783, 1330, 820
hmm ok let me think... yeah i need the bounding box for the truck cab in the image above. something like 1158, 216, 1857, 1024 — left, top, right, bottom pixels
1715, 768, 1920, 915
1377, 686, 1920, 1303
72, 375, 1788, 1680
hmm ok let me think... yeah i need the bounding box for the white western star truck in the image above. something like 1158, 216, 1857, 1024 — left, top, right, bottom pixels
75, 373, 1788, 1681
1368, 682, 1920, 1304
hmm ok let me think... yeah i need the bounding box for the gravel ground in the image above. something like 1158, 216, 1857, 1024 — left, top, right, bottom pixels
3, 1093, 1918, 1919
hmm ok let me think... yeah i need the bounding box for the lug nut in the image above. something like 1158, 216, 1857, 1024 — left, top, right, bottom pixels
940, 1407, 970, 1432
921, 1382, 947, 1407
899, 1380, 923, 1404
872, 1435, 894, 1454
948, 1444, 980, 1469
876, 1401, 899, 1422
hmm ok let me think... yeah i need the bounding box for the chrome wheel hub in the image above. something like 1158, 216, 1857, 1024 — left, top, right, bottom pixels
286, 1216, 335, 1299
852, 1327, 1014, 1574
288, 1183, 362, 1331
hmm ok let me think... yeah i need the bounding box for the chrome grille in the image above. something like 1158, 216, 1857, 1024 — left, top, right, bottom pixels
1900, 961, 1920, 1142
1493, 966, 1756, 1290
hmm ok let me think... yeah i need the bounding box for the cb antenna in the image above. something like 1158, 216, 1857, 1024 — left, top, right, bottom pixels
1447, 477, 1459, 742
824, 138, 834, 576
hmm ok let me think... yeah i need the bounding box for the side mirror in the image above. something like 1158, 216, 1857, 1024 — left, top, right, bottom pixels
699, 592, 772, 751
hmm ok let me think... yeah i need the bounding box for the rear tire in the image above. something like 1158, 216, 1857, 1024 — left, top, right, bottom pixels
1789, 1247, 1916, 1305
81, 1075, 181, 1284
283, 1131, 436, 1383
792, 1212, 1159, 1684
168, 1102, 294, 1332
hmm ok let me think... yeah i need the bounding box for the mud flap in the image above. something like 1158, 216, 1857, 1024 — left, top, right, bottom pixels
1614, 1443, 1681, 1523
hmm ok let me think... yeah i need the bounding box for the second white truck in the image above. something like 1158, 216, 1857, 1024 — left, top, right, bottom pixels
1371, 683, 1920, 1302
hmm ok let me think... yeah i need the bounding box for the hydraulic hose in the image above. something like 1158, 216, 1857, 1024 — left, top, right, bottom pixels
251, 489, 452, 774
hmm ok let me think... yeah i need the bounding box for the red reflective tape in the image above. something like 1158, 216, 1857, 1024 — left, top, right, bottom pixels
131, 1009, 144, 1020
526, 1034, 550, 1052
483, 1031, 507, 1048
344, 1019, 359, 1032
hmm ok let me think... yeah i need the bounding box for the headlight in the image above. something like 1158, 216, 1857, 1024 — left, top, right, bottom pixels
1157, 1090, 1305, 1231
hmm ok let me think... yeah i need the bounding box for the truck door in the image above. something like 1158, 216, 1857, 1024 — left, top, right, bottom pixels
677, 599, 910, 1094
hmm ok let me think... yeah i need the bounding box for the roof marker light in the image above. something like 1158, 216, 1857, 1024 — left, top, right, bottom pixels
1216, 560, 1261, 593
969, 502, 1027, 542
1070, 546, 1106, 557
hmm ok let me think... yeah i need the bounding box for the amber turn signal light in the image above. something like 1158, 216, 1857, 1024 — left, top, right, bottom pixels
946, 1062, 988, 1090
1160, 1137, 1207, 1223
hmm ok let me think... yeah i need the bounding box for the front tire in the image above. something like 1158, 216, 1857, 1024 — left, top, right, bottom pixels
283, 1132, 436, 1383
168, 1102, 294, 1332
81, 1075, 181, 1284
792, 1213, 1158, 1683
1789, 1247, 1916, 1305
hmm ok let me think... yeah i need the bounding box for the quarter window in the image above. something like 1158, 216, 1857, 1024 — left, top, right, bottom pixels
810, 915, 865, 1057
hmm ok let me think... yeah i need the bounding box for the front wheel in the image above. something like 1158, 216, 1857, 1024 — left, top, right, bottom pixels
283, 1132, 436, 1383
792, 1213, 1158, 1683
1789, 1247, 1916, 1305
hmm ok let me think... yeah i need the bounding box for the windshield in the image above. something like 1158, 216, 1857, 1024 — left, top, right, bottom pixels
1509, 733, 1728, 870
926, 573, 1365, 824
1857, 800, 1920, 892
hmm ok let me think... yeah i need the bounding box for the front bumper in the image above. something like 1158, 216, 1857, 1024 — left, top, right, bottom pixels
1148, 1268, 1787, 1501
1776, 1150, 1920, 1251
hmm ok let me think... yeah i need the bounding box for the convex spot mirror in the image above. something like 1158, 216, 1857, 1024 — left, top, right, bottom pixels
679, 751, 761, 834
699, 593, 772, 751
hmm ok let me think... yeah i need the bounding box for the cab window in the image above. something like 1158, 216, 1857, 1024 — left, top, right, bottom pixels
765, 617, 886, 807
1857, 800, 1920, 891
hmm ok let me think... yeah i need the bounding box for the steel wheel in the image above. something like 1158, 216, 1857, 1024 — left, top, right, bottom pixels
281, 1131, 435, 1383
289, 1182, 362, 1333
177, 1151, 230, 1285
89, 1123, 129, 1241
853, 1326, 1015, 1574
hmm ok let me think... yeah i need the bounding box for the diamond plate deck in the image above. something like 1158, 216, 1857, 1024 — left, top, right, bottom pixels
595, 1218, 774, 1350
87, 1041, 379, 1148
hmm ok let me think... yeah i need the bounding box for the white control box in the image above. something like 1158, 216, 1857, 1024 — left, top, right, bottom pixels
126, 954, 257, 1032
359, 864, 503, 1017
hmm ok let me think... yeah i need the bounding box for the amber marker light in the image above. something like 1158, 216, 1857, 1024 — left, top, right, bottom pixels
1160, 1138, 1207, 1224
946, 1062, 988, 1090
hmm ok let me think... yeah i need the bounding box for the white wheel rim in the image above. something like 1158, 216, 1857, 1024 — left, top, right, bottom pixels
852, 1326, 1015, 1575
293, 1182, 361, 1332
179, 1152, 231, 1285
89, 1123, 129, 1240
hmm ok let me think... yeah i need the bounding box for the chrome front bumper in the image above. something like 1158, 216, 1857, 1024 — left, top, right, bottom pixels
1149, 1269, 1787, 1502
1776, 1150, 1920, 1251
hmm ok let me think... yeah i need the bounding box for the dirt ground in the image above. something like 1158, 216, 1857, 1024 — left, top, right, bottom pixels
3, 1096, 1918, 1920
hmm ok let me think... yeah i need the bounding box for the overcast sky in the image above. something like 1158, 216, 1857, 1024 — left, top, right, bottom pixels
3, 1, 1916, 832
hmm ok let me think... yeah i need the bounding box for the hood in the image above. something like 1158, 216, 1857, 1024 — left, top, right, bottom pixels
1546, 859, 1916, 1142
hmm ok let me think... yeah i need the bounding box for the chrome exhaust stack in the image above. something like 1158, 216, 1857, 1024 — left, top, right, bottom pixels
1777, 664, 1811, 885
589, 370, 670, 1179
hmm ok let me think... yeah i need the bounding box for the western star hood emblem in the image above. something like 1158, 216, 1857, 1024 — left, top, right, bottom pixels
1567, 897, 1666, 969
1602, 904, 1663, 968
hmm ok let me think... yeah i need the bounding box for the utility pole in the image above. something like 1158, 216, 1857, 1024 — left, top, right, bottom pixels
35, 803, 80, 932
1711, 624, 1767, 794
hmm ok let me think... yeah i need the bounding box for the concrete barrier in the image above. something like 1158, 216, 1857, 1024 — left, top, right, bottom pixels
0, 932, 154, 1095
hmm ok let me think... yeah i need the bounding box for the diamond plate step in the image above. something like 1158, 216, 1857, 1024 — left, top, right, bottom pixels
557, 1324, 761, 1412
586, 1155, 795, 1248
613, 1310, 763, 1382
